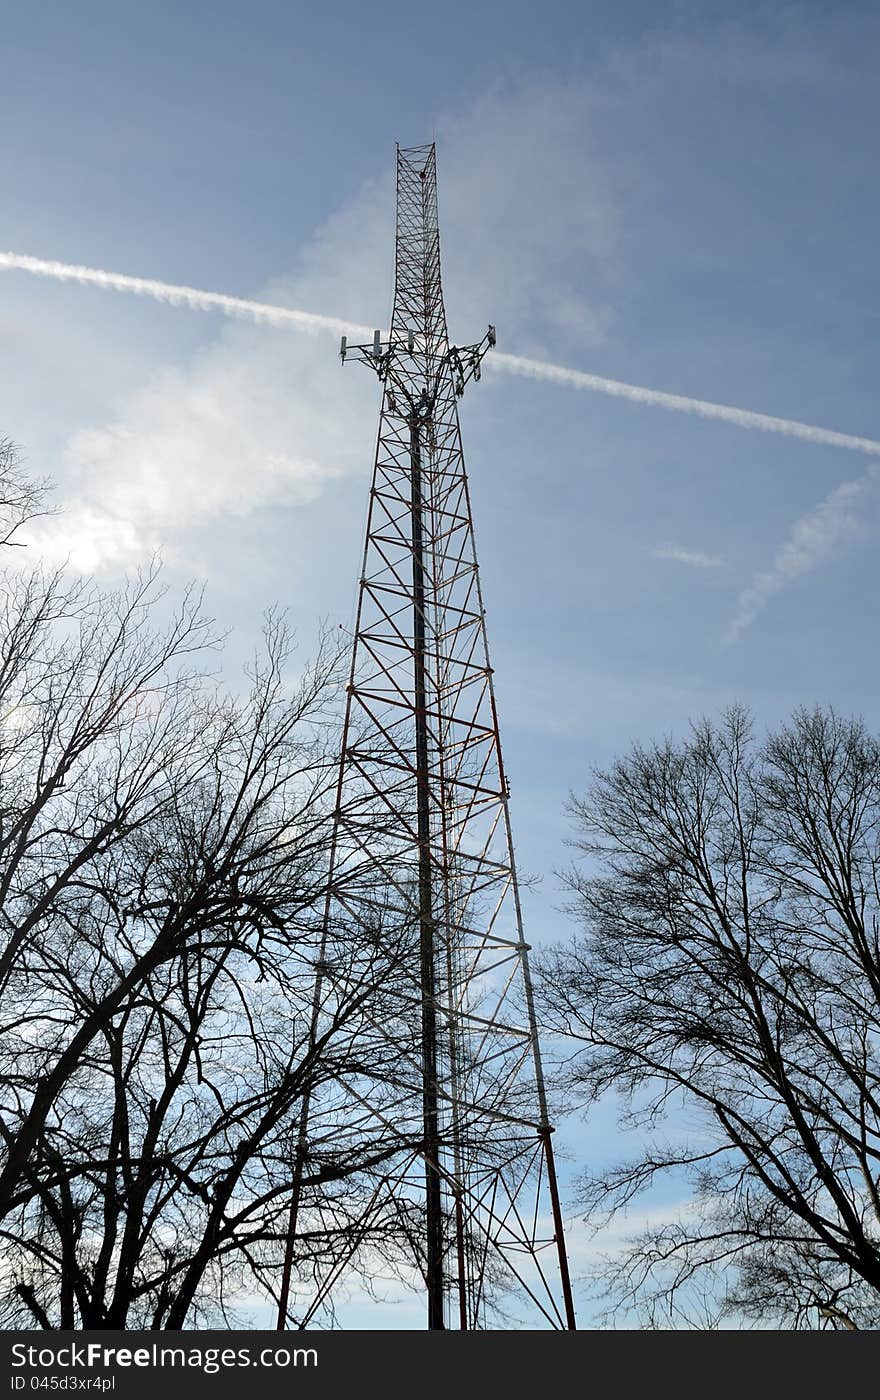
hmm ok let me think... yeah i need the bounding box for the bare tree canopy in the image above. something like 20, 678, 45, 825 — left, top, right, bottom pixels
0, 532, 421, 1326
0, 439, 52, 549
0, 448, 537, 1331
538, 705, 880, 1329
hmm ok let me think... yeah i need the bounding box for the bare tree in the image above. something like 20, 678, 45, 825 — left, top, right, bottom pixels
0, 506, 419, 1325
537, 706, 880, 1329
0, 439, 52, 549
0, 452, 523, 1329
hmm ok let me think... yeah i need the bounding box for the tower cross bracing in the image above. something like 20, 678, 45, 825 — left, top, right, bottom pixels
280, 142, 576, 1332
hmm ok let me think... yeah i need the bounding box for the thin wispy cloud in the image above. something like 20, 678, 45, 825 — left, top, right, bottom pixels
4, 252, 880, 460
653, 544, 724, 568
22, 329, 367, 574
724, 471, 875, 644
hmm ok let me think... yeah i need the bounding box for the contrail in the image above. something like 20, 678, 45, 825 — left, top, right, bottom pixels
4, 250, 879, 460
489, 352, 880, 459
0, 251, 373, 339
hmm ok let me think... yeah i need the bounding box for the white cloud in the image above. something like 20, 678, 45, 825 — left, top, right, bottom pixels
724, 471, 876, 644
26, 504, 148, 573
436, 81, 617, 350
23, 346, 354, 571
19, 80, 617, 577
23, 264, 388, 572
653, 544, 724, 568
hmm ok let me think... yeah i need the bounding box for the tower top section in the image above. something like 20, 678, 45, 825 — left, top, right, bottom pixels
339, 141, 494, 396
392, 143, 443, 347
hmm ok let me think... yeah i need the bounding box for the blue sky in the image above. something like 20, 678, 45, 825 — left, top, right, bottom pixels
3, 0, 880, 1326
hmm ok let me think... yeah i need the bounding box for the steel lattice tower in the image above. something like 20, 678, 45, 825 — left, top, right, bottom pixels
278, 143, 576, 1331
